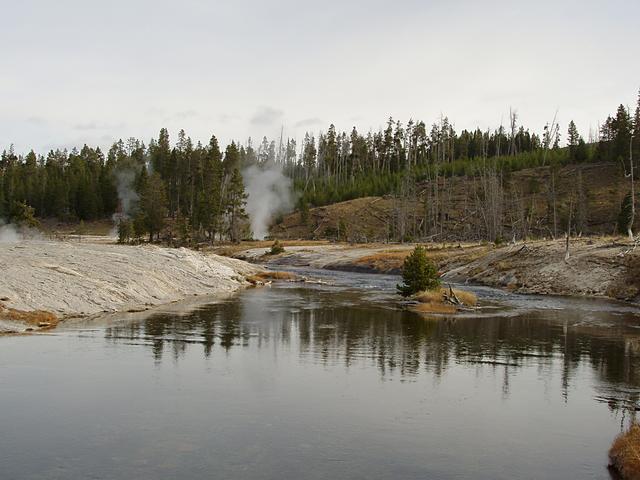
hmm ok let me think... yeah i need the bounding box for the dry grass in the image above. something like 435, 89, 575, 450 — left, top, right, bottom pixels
245, 271, 298, 285
607, 254, 640, 300
210, 240, 330, 257
354, 250, 411, 272
610, 423, 640, 480
415, 287, 478, 306
410, 287, 477, 316
0, 305, 59, 329
39, 219, 114, 237
494, 260, 515, 271
351, 244, 487, 273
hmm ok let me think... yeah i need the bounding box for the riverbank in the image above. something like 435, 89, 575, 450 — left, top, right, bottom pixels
224, 237, 640, 302
0, 240, 263, 333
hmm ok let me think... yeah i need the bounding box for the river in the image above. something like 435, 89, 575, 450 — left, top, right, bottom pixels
2, 268, 640, 479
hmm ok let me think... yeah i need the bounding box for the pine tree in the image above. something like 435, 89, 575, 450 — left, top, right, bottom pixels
117, 218, 133, 244
567, 121, 580, 161
223, 142, 241, 173
299, 199, 309, 225
226, 168, 248, 243
10, 200, 39, 228
139, 172, 168, 242
150, 128, 171, 179
196, 135, 224, 242
618, 192, 634, 236
176, 212, 191, 246
396, 245, 440, 297
613, 104, 633, 162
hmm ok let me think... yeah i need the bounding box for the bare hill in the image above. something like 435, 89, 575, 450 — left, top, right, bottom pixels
271, 162, 627, 242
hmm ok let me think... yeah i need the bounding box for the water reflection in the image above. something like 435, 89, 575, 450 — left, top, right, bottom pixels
102, 286, 640, 413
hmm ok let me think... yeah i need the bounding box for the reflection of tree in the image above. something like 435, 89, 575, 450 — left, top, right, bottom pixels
104, 287, 640, 413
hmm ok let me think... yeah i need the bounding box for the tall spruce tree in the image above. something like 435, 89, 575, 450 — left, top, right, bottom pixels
225, 168, 248, 243
139, 172, 168, 242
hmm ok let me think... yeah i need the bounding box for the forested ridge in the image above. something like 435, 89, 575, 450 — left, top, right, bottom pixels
1, 93, 638, 242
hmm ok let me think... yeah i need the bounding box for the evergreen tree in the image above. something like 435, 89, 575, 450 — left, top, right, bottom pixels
396, 245, 440, 297
197, 135, 224, 242
117, 218, 133, 244
618, 192, 634, 236
225, 168, 248, 243
567, 121, 580, 161
223, 142, 241, 173
139, 172, 168, 242
10, 200, 39, 228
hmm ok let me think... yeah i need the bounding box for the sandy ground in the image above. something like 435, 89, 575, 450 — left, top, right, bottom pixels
233, 238, 640, 302
444, 238, 639, 299
0, 240, 262, 333
234, 244, 400, 270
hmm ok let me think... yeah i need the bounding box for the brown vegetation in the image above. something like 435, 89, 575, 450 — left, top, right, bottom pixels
39, 218, 115, 237
270, 163, 625, 243
607, 255, 640, 300
342, 243, 489, 274
609, 423, 640, 480
245, 271, 298, 285
415, 288, 478, 306
409, 286, 478, 315
353, 250, 410, 273
0, 305, 59, 330
209, 240, 329, 258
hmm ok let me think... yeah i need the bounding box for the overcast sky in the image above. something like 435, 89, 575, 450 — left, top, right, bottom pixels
1, 0, 638, 154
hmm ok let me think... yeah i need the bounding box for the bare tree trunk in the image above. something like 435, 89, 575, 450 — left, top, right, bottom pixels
628, 135, 635, 240
565, 196, 573, 262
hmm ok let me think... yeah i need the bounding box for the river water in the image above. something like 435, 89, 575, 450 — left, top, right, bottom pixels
2, 269, 640, 479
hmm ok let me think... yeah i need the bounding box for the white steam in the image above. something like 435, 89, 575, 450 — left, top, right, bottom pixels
0, 221, 20, 242
0, 220, 43, 243
243, 163, 294, 239
110, 169, 139, 237
114, 169, 139, 216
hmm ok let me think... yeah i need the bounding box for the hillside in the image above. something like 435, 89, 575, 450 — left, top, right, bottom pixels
272, 162, 628, 242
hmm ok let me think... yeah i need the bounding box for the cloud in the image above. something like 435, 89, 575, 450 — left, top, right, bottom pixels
294, 117, 323, 128
167, 109, 198, 121
74, 121, 125, 131
26, 116, 47, 125
74, 121, 100, 130
250, 106, 283, 126
219, 113, 239, 123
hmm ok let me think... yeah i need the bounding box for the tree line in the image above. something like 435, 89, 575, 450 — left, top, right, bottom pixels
1, 91, 638, 242
0, 130, 250, 243
289, 94, 639, 208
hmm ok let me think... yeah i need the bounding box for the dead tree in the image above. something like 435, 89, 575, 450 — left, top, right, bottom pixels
565, 195, 573, 262
627, 135, 635, 240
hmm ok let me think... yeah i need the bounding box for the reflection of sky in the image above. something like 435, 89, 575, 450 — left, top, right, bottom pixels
2, 280, 639, 478
2, 0, 639, 153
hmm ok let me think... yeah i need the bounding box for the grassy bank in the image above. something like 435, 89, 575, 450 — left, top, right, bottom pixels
610, 423, 640, 479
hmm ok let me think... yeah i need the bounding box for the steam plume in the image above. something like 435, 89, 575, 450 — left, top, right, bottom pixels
114, 169, 139, 216
0, 219, 42, 242
243, 163, 294, 239
0, 221, 20, 242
